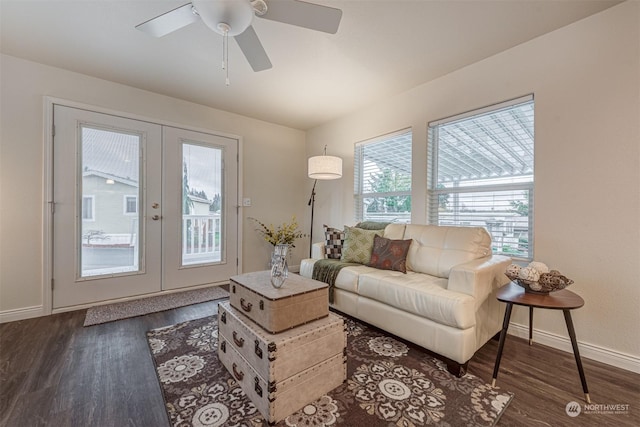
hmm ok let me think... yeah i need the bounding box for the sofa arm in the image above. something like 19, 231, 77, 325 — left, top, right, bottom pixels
311, 242, 327, 260
448, 255, 511, 303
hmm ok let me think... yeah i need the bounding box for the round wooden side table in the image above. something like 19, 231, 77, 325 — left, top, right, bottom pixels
491, 281, 591, 403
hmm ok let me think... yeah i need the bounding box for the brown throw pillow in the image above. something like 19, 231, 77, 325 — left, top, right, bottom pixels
368, 235, 412, 273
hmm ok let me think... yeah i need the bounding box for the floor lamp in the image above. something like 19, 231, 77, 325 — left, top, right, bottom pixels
307, 146, 342, 257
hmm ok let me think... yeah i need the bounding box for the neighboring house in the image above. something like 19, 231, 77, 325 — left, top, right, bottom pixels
81, 130, 140, 246
186, 194, 212, 215
81, 172, 139, 246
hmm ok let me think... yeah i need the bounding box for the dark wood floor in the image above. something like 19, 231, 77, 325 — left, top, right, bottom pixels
1, 301, 638, 427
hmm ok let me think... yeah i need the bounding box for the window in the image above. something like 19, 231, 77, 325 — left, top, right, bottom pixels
82, 195, 95, 221
354, 129, 412, 223
427, 95, 534, 260
124, 195, 138, 215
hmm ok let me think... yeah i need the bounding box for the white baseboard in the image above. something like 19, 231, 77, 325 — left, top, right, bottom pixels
0, 305, 46, 323
508, 322, 640, 374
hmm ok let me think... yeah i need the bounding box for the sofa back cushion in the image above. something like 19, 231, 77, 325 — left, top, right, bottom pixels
383, 223, 406, 239
404, 225, 492, 278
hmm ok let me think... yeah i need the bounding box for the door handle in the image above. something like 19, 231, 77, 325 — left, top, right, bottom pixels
152, 215, 161, 220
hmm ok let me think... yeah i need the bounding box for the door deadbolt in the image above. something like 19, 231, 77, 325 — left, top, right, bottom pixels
152, 203, 160, 209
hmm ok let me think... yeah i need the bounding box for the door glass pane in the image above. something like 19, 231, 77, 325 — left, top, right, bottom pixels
80, 126, 142, 277
181, 143, 222, 266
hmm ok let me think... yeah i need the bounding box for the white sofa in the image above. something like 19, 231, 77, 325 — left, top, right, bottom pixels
300, 223, 511, 376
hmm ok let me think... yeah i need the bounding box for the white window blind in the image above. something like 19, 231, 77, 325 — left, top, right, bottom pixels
354, 129, 412, 223
428, 95, 534, 260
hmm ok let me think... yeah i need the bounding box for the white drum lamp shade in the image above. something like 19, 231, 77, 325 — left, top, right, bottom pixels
308, 155, 342, 180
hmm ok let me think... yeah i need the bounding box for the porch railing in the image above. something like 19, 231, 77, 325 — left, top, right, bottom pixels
182, 214, 221, 264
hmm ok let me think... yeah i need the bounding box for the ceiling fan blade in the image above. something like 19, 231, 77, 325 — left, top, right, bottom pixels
260, 0, 342, 34
234, 25, 272, 72
136, 3, 200, 37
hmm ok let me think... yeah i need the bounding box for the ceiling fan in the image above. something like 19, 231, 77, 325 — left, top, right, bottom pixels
136, 0, 342, 75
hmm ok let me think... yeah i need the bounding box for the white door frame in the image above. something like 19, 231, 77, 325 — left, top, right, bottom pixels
43, 97, 244, 314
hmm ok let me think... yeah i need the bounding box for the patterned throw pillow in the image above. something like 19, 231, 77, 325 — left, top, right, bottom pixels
340, 225, 383, 265
323, 225, 344, 259
368, 235, 412, 273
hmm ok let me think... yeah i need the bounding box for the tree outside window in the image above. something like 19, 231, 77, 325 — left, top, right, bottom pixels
355, 130, 412, 223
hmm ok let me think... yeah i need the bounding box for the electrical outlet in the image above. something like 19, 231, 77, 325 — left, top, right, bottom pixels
242, 198, 251, 207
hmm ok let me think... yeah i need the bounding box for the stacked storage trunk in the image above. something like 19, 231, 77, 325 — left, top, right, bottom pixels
217, 272, 347, 424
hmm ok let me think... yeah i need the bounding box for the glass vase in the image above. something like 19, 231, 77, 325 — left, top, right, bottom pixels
270, 244, 289, 288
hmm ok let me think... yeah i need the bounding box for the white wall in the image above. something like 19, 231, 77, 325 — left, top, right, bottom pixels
307, 1, 640, 368
0, 54, 308, 319
1, 2, 638, 372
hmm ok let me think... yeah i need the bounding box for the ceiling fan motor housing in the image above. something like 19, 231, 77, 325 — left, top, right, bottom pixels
192, 0, 254, 36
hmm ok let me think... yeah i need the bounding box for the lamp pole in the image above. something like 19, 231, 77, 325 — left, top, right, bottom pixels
307, 179, 318, 258
307, 145, 342, 258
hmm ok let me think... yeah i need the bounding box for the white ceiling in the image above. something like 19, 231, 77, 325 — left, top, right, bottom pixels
0, 0, 620, 130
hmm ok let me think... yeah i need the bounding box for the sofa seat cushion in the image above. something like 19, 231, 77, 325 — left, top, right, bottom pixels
333, 265, 381, 293
356, 270, 476, 329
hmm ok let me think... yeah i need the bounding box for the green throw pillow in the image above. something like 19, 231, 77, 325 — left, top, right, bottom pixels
340, 225, 383, 265
355, 221, 391, 230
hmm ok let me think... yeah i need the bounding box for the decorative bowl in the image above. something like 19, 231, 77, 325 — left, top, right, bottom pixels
505, 263, 574, 294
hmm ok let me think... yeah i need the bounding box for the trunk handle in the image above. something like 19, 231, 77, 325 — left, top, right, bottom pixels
232, 363, 244, 381
240, 298, 252, 312
232, 331, 245, 348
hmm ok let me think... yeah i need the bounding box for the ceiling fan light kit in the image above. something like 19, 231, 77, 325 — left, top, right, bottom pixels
193, 0, 253, 36
136, 0, 343, 83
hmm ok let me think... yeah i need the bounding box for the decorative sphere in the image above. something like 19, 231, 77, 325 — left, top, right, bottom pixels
528, 261, 550, 274
528, 281, 543, 291
505, 264, 521, 277
518, 266, 540, 282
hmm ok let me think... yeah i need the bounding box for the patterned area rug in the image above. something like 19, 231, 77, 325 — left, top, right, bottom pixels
147, 312, 513, 426
84, 286, 229, 326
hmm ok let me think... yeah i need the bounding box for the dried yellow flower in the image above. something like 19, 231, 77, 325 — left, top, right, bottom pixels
249, 216, 305, 247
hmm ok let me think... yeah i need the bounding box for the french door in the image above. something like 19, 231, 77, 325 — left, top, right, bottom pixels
162, 126, 239, 290
52, 105, 238, 309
